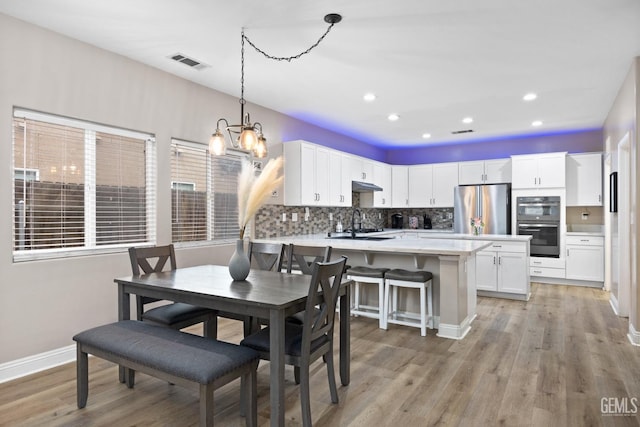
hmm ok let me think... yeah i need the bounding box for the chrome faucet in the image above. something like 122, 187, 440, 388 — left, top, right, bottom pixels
351, 208, 362, 238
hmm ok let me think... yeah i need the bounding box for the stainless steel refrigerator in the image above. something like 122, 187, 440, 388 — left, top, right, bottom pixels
453, 183, 511, 235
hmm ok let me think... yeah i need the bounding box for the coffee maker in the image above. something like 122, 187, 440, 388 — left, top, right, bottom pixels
423, 215, 432, 229
391, 213, 403, 229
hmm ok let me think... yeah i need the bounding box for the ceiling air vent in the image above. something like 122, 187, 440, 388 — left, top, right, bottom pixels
169, 53, 209, 70
451, 129, 474, 135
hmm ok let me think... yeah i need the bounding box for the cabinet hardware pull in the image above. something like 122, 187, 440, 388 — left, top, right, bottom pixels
533, 270, 542, 274
493, 256, 496, 265
498, 257, 501, 265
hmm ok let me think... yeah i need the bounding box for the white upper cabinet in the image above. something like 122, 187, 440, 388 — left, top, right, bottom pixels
432, 163, 459, 207
351, 157, 374, 182
391, 166, 409, 208
360, 161, 392, 208
458, 159, 511, 185
408, 163, 458, 207
408, 165, 432, 207
511, 152, 567, 189
283, 140, 331, 206
372, 162, 392, 207
566, 153, 603, 206
328, 151, 353, 207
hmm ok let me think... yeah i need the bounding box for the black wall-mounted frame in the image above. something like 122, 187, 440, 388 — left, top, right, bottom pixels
610, 172, 618, 213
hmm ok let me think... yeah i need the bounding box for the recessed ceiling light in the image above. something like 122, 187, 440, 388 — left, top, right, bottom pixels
363, 93, 376, 102
388, 114, 399, 121
532, 120, 543, 127
523, 93, 537, 101
422, 133, 431, 139
462, 117, 473, 124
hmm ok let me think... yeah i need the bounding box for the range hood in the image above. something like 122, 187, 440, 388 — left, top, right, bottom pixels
352, 180, 383, 192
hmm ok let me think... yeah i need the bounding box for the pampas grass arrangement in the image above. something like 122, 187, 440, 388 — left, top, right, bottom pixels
237, 156, 284, 239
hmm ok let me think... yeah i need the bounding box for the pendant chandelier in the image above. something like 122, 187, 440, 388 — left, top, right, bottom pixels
209, 13, 342, 158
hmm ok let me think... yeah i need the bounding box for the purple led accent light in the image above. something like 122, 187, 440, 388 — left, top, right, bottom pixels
385, 128, 603, 165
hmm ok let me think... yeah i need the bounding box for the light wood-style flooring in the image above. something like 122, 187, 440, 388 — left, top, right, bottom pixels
2, 282, 639, 426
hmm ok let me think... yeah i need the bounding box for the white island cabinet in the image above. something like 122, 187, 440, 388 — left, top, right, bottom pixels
255, 233, 490, 340
476, 241, 529, 299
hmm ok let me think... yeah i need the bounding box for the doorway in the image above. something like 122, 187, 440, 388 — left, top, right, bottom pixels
611, 133, 630, 317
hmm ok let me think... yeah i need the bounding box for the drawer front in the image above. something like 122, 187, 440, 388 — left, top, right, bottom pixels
530, 266, 565, 279
565, 235, 604, 246
488, 241, 527, 253
530, 257, 565, 269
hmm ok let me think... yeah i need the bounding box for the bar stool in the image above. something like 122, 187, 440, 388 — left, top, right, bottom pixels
383, 269, 434, 336
347, 266, 389, 328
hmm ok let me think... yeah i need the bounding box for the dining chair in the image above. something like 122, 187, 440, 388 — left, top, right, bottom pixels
248, 241, 286, 272
240, 256, 347, 427
284, 244, 332, 326
244, 242, 287, 334
285, 244, 331, 274
128, 244, 218, 338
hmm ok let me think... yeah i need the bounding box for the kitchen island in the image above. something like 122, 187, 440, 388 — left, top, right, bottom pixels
255, 232, 494, 340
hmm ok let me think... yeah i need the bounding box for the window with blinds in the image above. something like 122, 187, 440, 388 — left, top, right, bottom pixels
12, 109, 156, 261
170, 140, 241, 243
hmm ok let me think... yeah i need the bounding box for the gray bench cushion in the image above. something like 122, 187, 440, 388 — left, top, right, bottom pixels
385, 269, 433, 282
142, 302, 214, 325
347, 266, 389, 278
73, 320, 259, 385
241, 322, 328, 357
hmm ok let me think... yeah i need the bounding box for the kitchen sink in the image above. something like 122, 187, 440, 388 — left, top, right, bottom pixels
327, 236, 394, 241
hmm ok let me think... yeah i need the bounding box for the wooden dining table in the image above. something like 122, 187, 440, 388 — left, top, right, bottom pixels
114, 264, 352, 426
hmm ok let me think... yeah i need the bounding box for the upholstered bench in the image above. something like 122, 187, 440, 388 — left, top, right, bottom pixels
73, 320, 260, 427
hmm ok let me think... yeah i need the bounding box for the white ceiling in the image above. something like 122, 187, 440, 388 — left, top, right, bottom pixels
1, 0, 639, 149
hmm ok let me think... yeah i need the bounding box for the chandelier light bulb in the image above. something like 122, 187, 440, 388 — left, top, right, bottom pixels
209, 131, 226, 155
253, 136, 268, 158
240, 128, 258, 151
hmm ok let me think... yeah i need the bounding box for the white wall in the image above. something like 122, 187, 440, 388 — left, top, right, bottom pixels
603, 57, 639, 339
0, 13, 380, 366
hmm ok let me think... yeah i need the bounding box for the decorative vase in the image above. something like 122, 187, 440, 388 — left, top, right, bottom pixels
229, 239, 250, 281
473, 226, 481, 236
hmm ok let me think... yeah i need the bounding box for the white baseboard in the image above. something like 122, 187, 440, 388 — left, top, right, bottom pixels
0, 345, 76, 384
628, 323, 640, 346
437, 314, 473, 340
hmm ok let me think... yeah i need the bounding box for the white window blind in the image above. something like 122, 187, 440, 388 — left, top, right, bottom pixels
12, 110, 156, 261
211, 154, 242, 240
170, 140, 242, 243
171, 141, 208, 242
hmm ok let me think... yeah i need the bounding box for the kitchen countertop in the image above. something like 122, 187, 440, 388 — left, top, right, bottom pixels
256, 230, 530, 256
256, 233, 490, 256
566, 224, 604, 237
369, 229, 532, 242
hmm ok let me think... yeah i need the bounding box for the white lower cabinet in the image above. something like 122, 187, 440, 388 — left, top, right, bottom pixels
476, 242, 529, 296
565, 235, 604, 282
530, 257, 565, 279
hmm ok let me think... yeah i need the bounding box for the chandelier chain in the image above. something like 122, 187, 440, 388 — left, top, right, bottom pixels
240, 30, 246, 106
242, 21, 337, 63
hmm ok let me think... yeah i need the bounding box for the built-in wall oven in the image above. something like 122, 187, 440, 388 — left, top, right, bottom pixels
516, 196, 561, 258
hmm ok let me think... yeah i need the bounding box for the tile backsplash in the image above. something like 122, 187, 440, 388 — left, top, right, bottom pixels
254, 193, 453, 238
